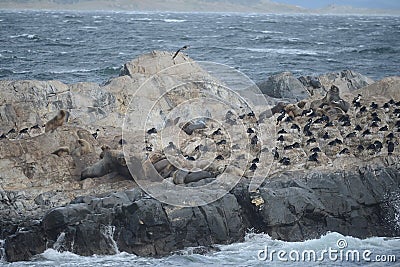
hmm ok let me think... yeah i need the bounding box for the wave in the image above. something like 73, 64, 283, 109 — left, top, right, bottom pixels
239, 47, 319, 56
130, 17, 153, 21
11, 232, 397, 267
163, 19, 186, 23
357, 46, 397, 54
261, 30, 283, 34
9, 33, 39, 40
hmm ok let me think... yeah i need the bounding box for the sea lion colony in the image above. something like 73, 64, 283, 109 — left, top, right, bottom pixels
1, 87, 399, 184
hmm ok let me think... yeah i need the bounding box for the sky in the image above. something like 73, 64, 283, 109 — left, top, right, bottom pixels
274, 0, 400, 9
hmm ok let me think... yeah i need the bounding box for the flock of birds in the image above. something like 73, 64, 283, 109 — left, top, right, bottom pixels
272, 94, 400, 168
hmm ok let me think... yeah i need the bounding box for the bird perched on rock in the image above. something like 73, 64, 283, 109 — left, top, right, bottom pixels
172, 45, 189, 59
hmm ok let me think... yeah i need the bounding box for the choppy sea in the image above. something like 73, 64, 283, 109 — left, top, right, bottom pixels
0, 10, 399, 266
0, 10, 399, 84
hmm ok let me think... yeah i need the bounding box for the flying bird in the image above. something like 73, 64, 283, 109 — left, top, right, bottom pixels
172, 45, 190, 59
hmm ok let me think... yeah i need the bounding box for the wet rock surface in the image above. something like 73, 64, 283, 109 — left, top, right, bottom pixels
1, 51, 400, 262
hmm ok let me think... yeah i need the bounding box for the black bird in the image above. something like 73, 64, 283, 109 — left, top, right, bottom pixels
284, 116, 294, 123
0, 134, 6, 139
357, 145, 365, 151
334, 138, 343, 145
367, 144, 376, 151
247, 111, 255, 117
308, 152, 318, 162
324, 121, 334, 128
396, 101, 400, 106
389, 99, 395, 105
328, 140, 337, 146
303, 109, 315, 117
31, 124, 40, 129
277, 129, 287, 134
277, 135, 285, 142
339, 148, 350, 155
346, 132, 356, 138
360, 106, 367, 113
305, 129, 313, 136
322, 132, 330, 140
394, 109, 400, 114
303, 119, 312, 133
387, 133, 395, 139
291, 124, 300, 131
374, 140, 383, 151
279, 157, 291, 165
292, 142, 300, 148
379, 126, 389, 131
355, 125, 362, 131
383, 102, 390, 109
314, 117, 325, 124
147, 128, 158, 134
362, 129, 371, 136
370, 102, 379, 109
338, 115, 350, 123
215, 155, 224, 160
276, 111, 286, 125
252, 158, 260, 163
342, 120, 351, 127
284, 144, 293, 150
395, 121, 400, 127
239, 114, 246, 119
388, 141, 395, 155
372, 116, 381, 122
371, 112, 378, 117
119, 139, 127, 145
19, 128, 29, 134
7, 128, 16, 134
247, 128, 255, 134
92, 129, 100, 139
212, 128, 222, 135
273, 148, 280, 160
216, 140, 227, 145
306, 137, 316, 145
249, 163, 258, 171
251, 135, 258, 145
352, 94, 361, 106
310, 147, 321, 153
370, 121, 379, 128
185, 155, 196, 161
172, 45, 189, 59
145, 146, 153, 152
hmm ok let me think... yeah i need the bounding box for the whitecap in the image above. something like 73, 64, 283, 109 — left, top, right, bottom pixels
261, 30, 283, 34
242, 47, 319, 56
131, 17, 152, 21
81, 26, 98, 30
164, 19, 186, 23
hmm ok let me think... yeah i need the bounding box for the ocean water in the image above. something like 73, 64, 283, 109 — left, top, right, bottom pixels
0, 10, 400, 266
1, 232, 399, 266
0, 11, 399, 85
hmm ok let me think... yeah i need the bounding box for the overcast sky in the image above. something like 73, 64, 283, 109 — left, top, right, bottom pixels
274, 0, 400, 9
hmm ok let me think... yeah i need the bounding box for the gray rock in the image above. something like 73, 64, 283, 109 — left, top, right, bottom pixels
257, 72, 309, 100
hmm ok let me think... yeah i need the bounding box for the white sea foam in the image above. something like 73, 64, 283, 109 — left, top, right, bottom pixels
0, 239, 5, 262
243, 47, 319, 56
163, 19, 186, 23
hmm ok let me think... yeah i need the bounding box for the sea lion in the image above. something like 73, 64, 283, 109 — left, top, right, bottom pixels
72, 139, 92, 157
81, 147, 132, 180
45, 110, 69, 133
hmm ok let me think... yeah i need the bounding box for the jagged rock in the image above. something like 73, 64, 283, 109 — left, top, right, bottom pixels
257, 71, 309, 100
354, 76, 400, 99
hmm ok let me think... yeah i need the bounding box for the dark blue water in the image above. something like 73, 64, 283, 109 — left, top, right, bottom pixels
0, 10, 399, 85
